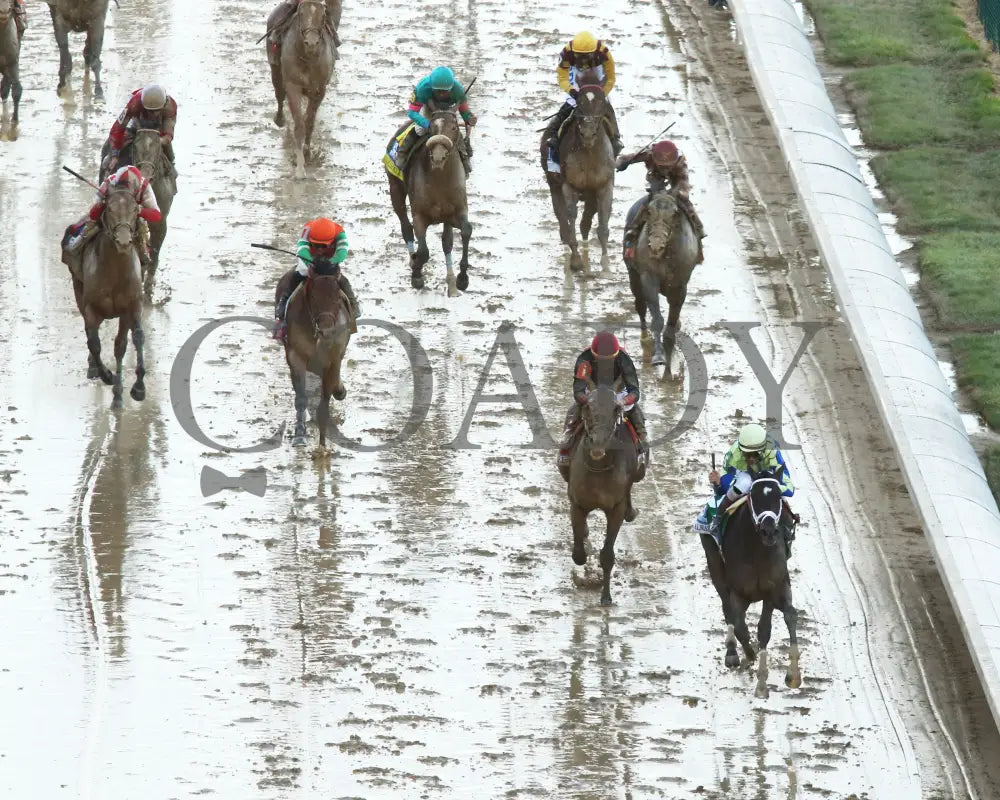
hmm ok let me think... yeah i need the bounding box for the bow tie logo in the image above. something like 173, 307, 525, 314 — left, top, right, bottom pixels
200, 465, 267, 498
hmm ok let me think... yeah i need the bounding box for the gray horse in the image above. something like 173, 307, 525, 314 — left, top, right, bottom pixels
388, 110, 472, 295
0, 1, 21, 136
267, 0, 337, 178
130, 128, 177, 283
542, 73, 615, 271
46, 0, 110, 99
626, 189, 699, 373
566, 382, 645, 606
69, 188, 147, 410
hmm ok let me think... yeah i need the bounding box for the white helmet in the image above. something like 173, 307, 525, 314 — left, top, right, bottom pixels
737, 423, 768, 454
140, 84, 167, 111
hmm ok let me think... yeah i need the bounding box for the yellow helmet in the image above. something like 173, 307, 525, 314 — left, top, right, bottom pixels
570, 31, 598, 53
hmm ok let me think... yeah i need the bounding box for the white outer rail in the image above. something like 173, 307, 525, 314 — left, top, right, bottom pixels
731, 0, 1000, 727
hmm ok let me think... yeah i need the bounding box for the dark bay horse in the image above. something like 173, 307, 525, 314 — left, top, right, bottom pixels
69, 188, 147, 409
700, 465, 802, 698
47, 0, 110, 99
267, 0, 337, 177
388, 110, 472, 295
0, 0, 22, 136
274, 266, 352, 448
627, 189, 699, 373
567, 383, 645, 606
542, 71, 615, 271
129, 128, 177, 282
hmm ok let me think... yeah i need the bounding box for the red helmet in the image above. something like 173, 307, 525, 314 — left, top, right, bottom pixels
304, 217, 341, 246
651, 140, 680, 168
590, 330, 620, 359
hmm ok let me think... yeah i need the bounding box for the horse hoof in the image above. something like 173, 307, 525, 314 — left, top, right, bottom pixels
94, 85, 104, 101
625, 507, 638, 523
786, 672, 802, 689
333, 386, 347, 401
651, 353, 666, 367
600, 594, 613, 607
754, 684, 770, 700
274, 112, 285, 128
456, 271, 469, 291
411, 274, 424, 290
292, 435, 307, 447
569, 257, 584, 272
130, 385, 146, 402
725, 653, 741, 669
87, 366, 100, 380
572, 547, 587, 566
99, 371, 113, 386
111, 396, 123, 410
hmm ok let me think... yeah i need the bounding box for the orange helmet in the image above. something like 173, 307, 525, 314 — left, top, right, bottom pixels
651, 140, 680, 168
590, 330, 620, 359
304, 217, 341, 246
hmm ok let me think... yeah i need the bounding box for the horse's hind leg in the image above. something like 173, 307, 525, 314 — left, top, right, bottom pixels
642, 272, 667, 367
597, 187, 613, 267
442, 224, 457, 297
270, 62, 286, 126
110, 318, 129, 409
317, 353, 345, 450
755, 599, 774, 699
457, 214, 472, 291
130, 318, 146, 402
288, 351, 309, 446
388, 176, 414, 254
700, 534, 740, 668
599, 505, 626, 606
410, 214, 430, 290
84, 16, 105, 99
776, 586, 801, 689
50, 6, 71, 96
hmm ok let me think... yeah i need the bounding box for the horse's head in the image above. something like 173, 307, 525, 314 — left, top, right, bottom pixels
574, 79, 607, 148
425, 110, 460, 171
131, 129, 162, 179
103, 188, 139, 253
297, 0, 327, 52
581, 383, 622, 461
305, 270, 346, 339
646, 191, 679, 257
747, 464, 786, 548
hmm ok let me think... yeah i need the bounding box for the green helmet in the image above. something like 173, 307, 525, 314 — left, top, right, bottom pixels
737, 423, 768, 454
430, 66, 455, 90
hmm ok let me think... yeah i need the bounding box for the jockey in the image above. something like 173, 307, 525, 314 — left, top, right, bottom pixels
12, 0, 26, 40
618, 140, 706, 265
386, 66, 477, 178
557, 330, 650, 469
541, 31, 624, 172
61, 165, 162, 271
705, 423, 797, 554
266, 0, 341, 62
102, 84, 177, 177
272, 217, 361, 343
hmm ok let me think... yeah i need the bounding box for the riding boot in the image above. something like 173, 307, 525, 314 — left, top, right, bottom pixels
603, 101, 624, 156
678, 195, 706, 263
273, 271, 305, 341
623, 198, 650, 265
337, 274, 360, 333
541, 102, 574, 171
626, 405, 650, 466
391, 125, 421, 170
458, 138, 472, 177
708, 492, 733, 541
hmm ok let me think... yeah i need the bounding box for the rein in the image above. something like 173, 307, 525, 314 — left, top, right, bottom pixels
581, 402, 625, 473
747, 477, 784, 530
295, 0, 329, 54
302, 273, 342, 339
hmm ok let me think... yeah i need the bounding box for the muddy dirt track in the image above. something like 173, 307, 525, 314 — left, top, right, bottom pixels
2, 0, 1000, 797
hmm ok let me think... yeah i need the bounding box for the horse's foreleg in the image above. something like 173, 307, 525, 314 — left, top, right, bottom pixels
85, 16, 105, 99
110, 319, 129, 409
442, 224, 457, 297
304, 90, 324, 156
270, 63, 285, 127
664, 285, 687, 374
457, 214, 472, 290
642, 272, 666, 367
388, 176, 414, 253
580, 194, 595, 241
287, 350, 309, 446
410, 214, 429, 289
777, 586, 801, 689
570, 502, 589, 566
561, 185, 583, 271
754, 598, 775, 699
317, 352, 346, 450
597, 185, 613, 266
599, 505, 625, 607
729, 591, 756, 665
627, 265, 648, 335
700, 534, 739, 668
85, 321, 112, 385
285, 83, 306, 177
130, 318, 146, 402
50, 6, 71, 95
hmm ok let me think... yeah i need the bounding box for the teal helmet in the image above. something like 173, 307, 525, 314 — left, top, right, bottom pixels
429, 66, 455, 90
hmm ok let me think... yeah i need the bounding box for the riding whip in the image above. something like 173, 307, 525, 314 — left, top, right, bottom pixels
251, 242, 314, 264
622, 120, 677, 168
62, 165, 100, 191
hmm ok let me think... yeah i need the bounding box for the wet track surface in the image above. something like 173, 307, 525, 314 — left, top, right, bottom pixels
2, 0, 1000, 797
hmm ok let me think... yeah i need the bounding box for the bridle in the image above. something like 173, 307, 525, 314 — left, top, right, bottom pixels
581, 388, 624, 473
132, 130, 160, 179
102, 188, 138, 246
302, 270, 342, 339
647, 190, 680, 251
296, 0, 327, 50
747, 476, 784, 531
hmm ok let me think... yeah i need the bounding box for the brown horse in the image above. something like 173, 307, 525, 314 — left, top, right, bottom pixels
129, 128, 177, 284
267, 0, 337, 178
47, 0, 110, 99
69, 188, 147, 410
566, 382, 645, 606
274, 267, 352, 448
542, 71, 615, 271
626, 189, 699, 373
387, 110, 472, 296
0, 0, 22, 137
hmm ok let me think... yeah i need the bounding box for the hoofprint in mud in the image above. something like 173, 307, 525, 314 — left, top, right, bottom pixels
0, 0, 998, 798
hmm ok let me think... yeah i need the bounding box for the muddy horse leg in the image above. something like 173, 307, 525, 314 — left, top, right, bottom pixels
410, 214, 429, 290
285, 82, 306, 178
84, 314, 113, 386
1, 60, 22, 129
596, 185, 613, 266
642, 272, 667, 367
580, 194, 595, 242
270, 62, 285, 126
304, 88, 324, 161
776, 584, 801, 689
317, 351, 346, 450
754, 598, 774, 698
84, 13, 105, 99
663, 284, 687, 376
50, 5, 71, 96
700, 534, 740, 668
388, 175, 414, 255
287, 349, 309, 446
457, 214, 472, 291
570, 502, 589, 566
627, 266, 650, 356
130, 317, 146, 401
442, 224, 457, 297
729, 591, 757, 665
110, 317, 129, 409
561, 184, 583, 271
599, 502, 627, 606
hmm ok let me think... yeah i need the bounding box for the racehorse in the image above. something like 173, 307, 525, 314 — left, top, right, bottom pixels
47, 0, 110, 99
